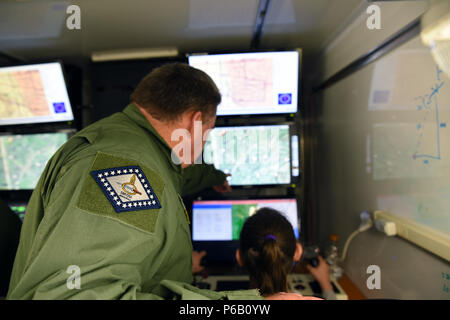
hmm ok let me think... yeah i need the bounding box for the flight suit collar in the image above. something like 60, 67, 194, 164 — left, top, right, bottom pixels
122, 103, 182, 175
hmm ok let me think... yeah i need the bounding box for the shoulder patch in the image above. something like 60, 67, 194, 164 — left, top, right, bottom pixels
76, 152, 165, 234
91, 166, 161, 213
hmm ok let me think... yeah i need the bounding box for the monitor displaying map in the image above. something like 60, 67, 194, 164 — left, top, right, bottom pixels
188, 51, 299, 116
0, 132, 69, 190
0, 62, 74, 126
192, 198, 299, 241
203, 125, 291, 186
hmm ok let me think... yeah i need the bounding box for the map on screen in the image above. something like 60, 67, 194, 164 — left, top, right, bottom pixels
0, 132, 68, 190
192, 199, 299, 241
203, 125, 291, 186
188, 51, 299, 115
0, 62, 74, 126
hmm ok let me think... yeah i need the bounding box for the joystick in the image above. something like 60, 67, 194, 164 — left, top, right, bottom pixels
303, 245, 320, 268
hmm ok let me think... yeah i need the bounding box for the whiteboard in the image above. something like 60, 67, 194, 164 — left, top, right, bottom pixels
368, 37, 450, 239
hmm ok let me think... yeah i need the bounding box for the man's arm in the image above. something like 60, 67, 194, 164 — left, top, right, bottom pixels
9, 148, 203, 300
8, 157, 171, 300
181, 164, 228, 197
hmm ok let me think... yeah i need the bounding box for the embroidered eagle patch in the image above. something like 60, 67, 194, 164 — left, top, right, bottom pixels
91, 165, 162, 213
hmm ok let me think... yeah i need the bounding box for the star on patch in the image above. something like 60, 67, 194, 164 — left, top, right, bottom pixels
91, 165, 162, 213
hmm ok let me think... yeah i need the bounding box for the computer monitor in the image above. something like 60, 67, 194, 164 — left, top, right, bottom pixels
0, 132, 70, 190
203, 124, 298, 186
188, 51, 299, 116
192, 198, 299, 241
192, 198, 299, 264
0, 62, 74, 126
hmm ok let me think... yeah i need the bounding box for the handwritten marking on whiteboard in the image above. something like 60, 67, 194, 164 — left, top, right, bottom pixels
413, 66, 445, 162
442, 272, 450, 294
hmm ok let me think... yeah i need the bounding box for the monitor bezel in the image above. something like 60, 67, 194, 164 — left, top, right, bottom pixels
0, 60, 76, 131
186, 49, 302, 118
203, 122, 300, 188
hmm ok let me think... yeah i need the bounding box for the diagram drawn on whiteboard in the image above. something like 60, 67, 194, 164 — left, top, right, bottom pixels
413, 66, 447, 164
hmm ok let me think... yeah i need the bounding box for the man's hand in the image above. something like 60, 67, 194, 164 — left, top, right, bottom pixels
212, 174, 232, 193
192, 250, 207, 274
306, 256, 333, 292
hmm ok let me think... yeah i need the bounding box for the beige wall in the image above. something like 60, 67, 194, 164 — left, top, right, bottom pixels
316, 1, 428, 82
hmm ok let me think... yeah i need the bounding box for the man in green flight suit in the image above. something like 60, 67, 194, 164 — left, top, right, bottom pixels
7, 63, 302, 300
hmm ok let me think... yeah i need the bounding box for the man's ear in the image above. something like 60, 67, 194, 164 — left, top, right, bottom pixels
294, 242, 303, 262
181, 109, 202, 131
191, 110, 203, 124
235, 249, 243, 267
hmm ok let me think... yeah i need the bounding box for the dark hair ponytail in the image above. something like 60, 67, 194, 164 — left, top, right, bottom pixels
239, 208, 296, 296
260, 237, 290, 294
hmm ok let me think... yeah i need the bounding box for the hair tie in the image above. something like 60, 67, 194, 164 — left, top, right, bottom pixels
264, 234, 277, 242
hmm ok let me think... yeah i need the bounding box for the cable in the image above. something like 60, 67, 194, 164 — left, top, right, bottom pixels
340, 229, 361, 262
340, 211, 373, 262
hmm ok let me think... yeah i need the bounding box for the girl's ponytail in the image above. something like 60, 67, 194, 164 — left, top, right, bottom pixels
239, 210, 297, 296
258, 236, 290, 295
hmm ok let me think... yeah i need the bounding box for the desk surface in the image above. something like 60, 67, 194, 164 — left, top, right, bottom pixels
337, 274, 366, 300
292, 262, 366, 300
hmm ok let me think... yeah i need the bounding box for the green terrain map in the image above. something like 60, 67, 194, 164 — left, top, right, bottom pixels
0, 133, 67, 190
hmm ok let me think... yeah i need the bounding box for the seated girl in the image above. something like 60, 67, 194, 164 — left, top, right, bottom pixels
235, 207, 336, 300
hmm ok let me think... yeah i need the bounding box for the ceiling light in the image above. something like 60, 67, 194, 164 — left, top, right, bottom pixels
91, 47, 179, 62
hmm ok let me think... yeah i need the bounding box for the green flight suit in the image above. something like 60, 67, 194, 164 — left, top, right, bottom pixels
7, 104, 262, 300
